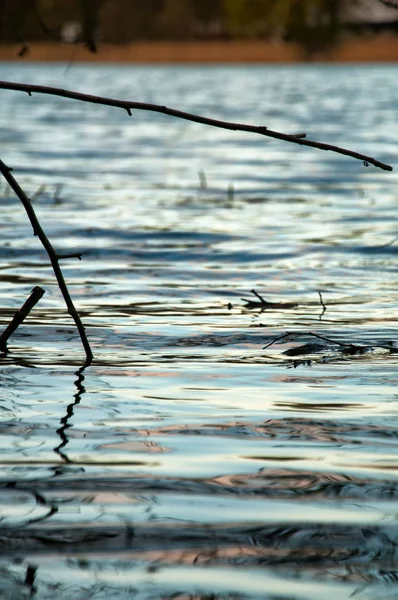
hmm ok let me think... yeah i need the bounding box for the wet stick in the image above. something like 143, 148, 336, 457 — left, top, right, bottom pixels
318, 291, 327, 320
263, 330, 396, 355
0, 80, 392, 172
0, 286, 45, 352
0, 160, 93, 363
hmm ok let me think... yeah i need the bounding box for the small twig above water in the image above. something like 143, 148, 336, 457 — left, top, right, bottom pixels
241, 289, 298, 310
0, 80, 392, 171
251, 289, 266, 304
198, 170, 207, 190
263, 331, 295, 350
53, 183, 64, 204
318, 291, 327, 320
31, 184, 46, 202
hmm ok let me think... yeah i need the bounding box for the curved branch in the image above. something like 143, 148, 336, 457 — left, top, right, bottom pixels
0, 80, 392, 172
0, 160, 93, 363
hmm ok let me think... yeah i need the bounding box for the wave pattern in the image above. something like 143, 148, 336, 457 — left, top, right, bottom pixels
0, 63, 397, 599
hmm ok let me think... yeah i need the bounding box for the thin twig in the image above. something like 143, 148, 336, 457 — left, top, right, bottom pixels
31, 184, 46, 202
242, 289, 298, 310
0, 286, 45, 352
378, 234, 398, 248
57, 252, 83, 260
0, 80, 392, 171
306, 331, 353, 347
251, 289, 266, 304
318, 291, 327, 320
263, 332, 293, 350
0, 160, 93, 363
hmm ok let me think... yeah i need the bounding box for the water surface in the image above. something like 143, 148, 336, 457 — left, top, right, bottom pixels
0, 63, 397, 599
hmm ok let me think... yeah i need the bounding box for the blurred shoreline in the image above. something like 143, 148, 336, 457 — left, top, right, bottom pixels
0, 36, 397, 63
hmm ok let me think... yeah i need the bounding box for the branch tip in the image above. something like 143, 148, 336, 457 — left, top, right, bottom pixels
57, 252, 83, 261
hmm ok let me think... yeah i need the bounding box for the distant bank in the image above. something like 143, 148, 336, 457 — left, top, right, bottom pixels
0, 37, 397, 63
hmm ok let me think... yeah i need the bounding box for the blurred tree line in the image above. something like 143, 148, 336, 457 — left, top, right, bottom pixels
0, 0, 397, 53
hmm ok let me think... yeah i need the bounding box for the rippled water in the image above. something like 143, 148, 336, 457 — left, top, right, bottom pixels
0, 62, 397, 599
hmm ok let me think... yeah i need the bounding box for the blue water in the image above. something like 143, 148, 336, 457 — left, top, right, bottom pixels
0, 63, 397, 599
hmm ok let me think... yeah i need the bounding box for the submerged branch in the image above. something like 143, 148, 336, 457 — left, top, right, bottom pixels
0, 160, 93, 363
241, 289, 298, 310
263, 330, 397, 355
0, 80, 392, 172
0, 286, 45, 352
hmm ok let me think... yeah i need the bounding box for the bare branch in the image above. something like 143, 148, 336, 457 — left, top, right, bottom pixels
318, 291, 327, 320
0, 286, 45, 353
0, 80, 392, 172
57, 252, 83, 260
0, 160, 93, 363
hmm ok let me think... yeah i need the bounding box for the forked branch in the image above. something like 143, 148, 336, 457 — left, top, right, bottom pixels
0, 80, 392, 172
0, 160, 93, 363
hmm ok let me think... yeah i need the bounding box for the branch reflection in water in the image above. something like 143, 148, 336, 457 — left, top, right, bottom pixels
54, 364, 87, 464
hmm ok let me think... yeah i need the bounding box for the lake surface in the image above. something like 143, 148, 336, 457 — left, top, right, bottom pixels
0, 63, 397, 599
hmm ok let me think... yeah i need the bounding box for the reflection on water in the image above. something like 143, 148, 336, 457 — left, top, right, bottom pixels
0, 63, 397, 599
54, 365, 86, 464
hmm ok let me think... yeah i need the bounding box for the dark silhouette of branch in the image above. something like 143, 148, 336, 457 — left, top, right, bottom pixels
58, 252, 83, 260
0, 160, 93, 363
0, 286, 45, 352
241, 288, 298, 310
0, 80, 392, 172
263, 331, 295, 351
24, 564, 38, 597
263, 330, 396, 354
318, 290, 327, 320
379, 1, 398, 8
